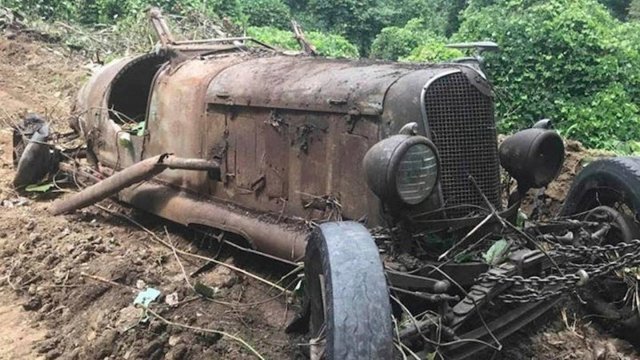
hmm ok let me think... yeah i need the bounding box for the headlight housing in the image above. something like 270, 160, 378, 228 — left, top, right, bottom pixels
363, 135, 440, 206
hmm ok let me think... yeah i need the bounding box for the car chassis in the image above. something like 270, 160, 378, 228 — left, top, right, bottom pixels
12, 9, 640, 360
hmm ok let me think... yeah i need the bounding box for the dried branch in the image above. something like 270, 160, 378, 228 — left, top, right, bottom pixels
144, 306, 265, 360
94, 204, 289, 294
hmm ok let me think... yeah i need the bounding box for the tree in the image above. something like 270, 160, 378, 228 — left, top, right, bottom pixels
456, 0, 640, 150
630, 0, 640, 19
597, 0, 632, 20
306, 0, 381, 53
242, 0, 291, 29
370, 19, 435, 60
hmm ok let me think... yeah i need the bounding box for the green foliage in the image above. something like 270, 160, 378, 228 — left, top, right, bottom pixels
630, 0, 640, 20
598, 0, 632, 20
370, 19, 434, 61
402, 41, 463, 63
5, 0, 640, 152
241, 0, 291, 29
247, 26, 359, 58
306, 0, 381, 53
370, 18, 463, 62
456, 0, 640, 151
557, 84, 640, 149
0, 0, 237, 24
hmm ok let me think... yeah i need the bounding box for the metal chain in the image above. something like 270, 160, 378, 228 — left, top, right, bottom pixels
481, 239, 640, 303
550, 239, 640, 257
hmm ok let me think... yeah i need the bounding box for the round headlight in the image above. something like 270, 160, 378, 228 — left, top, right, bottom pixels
363, 135, 440, 207
395, 143, 439, 205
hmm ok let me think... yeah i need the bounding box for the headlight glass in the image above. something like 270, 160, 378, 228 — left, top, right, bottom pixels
395, 144, 438, 205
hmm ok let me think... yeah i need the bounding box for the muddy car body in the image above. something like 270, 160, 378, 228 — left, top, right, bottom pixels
72, 49, 515, 261
15, 10, 640, 360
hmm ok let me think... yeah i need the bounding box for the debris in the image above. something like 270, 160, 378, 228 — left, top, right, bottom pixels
200, 259, 238, 289
23, 296, 43, 311
134, 287, 161, 308
168, 335, 181, 347
291, 20, 317, 56
115, 305, 142, 333
25, 182, 55, 193
136, 279, 146, 289
144, 307, 265, 360
1, 196, 30, 207
165, 292, 179, 306
194, 282, 218, 299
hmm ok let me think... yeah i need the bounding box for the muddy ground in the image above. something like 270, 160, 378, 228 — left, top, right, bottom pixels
0, 34, 638, 360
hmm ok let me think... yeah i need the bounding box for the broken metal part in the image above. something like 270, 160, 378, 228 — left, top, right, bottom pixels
50, 155, 169, 215
119, 181, 307, 262
50, 155, 221, 215
13, 114, 59, 188
291, 20, 317, 56
441, 298, 560, 360
386, 269, 450, 294
390, 286, 460, 303
148, 7, 175, 46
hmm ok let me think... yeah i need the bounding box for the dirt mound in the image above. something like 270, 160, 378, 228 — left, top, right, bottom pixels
520, 139, 611, 218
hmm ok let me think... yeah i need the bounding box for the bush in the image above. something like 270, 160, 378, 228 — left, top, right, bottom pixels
247, 26, 359, 58
370, 19, 433, 61
370, 18, 463, 62
0, 0, 240, 24
401, 41, 463, 63
241, 0, 291, 29
456, 0, 640, 151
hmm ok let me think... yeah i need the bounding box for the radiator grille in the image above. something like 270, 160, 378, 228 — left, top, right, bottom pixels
423, 72, 501, 217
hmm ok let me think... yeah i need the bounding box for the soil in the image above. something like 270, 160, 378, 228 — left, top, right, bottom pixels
0, 33, 638, 360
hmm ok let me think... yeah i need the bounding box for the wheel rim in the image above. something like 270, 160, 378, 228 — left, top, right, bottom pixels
582, 203, 640, 331
306, 247, 327, 359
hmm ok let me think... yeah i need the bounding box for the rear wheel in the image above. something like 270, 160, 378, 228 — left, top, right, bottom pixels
562, 157, 640, 342
304, 221, 394, 360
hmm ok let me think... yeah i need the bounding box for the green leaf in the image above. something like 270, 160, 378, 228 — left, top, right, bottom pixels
454, 252, 474, 263
194, 281, 218, 299
482, 239, 510, 266
25, 182, 55, 193
131, 121, 145, 137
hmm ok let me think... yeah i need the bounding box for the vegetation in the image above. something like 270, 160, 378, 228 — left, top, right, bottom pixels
2, 0, 640, 151
247, 26, 359, 58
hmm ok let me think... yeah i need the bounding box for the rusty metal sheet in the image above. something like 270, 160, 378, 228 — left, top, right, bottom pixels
145, 55, 247, 192
119, 181, 308, 262
206, 56, 424, 115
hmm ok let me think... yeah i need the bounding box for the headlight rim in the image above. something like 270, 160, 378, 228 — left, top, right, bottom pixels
364, 134, 441, 207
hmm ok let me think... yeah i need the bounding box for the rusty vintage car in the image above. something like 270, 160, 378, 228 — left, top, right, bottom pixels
12, 9, 640, 360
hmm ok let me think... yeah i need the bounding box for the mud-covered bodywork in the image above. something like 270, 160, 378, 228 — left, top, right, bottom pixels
18, 11, 639, 359
72, 49, 503, 261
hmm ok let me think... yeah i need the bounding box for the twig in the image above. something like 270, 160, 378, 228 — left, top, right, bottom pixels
164, 227, 194, 291
95, 204, 289, 294
144, 306, 265, 360
80, 271, 135, 290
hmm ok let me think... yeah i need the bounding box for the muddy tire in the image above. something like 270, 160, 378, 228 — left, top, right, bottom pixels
304, 221, 393, 360
561, 157, 640, 342
562, 157, 640, 218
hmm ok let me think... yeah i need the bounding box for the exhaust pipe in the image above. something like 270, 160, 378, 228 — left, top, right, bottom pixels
50, 154, 219, 215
